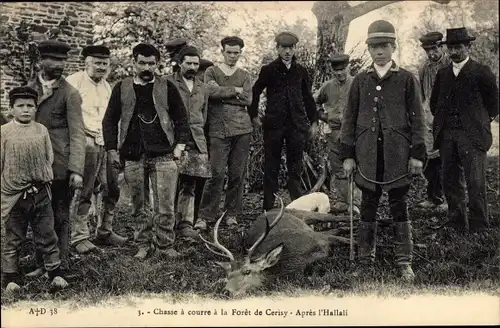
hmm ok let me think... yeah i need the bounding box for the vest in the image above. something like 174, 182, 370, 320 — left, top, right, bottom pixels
118, 77, 175, 149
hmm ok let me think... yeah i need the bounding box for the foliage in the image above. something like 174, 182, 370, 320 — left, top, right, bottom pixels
93, 2, 232, 83
0, 19, 66, 84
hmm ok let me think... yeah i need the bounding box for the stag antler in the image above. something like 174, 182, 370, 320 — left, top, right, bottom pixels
247, 194, 285, 259
199, 210, 235, 261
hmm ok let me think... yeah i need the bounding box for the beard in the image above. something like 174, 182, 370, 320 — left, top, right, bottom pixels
183, 70, 196, 79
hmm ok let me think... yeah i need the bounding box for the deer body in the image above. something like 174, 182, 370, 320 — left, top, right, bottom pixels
200, 197, 353, 297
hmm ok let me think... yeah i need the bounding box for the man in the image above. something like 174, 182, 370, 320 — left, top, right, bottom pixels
65, 45, 128, 254
167, 46, 210, 239
102, 43, 190, 260
249, 31, 318, 211
165, 38, 188, 73
196, 36, 253, 230
340, 20, 426, 282
314, 54, 361, 215
27, 40, 86, 275
430, 27, 499, 233
416, 32, 451, 211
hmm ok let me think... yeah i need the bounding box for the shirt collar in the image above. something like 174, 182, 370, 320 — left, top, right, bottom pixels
38, 73, 57, 87
84, 70, 106, 86
452, 56, 470, 69
133, 75, 155, 85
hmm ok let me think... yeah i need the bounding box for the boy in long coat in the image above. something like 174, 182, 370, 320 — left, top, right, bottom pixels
340, 20, 426, 282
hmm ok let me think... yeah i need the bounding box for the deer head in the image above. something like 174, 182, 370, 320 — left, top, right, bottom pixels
199, 196, 285, 297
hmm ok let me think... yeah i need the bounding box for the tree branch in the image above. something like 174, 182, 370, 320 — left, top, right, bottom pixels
348, 1, 400, 20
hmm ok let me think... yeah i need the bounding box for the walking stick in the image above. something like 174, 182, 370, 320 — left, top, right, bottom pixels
348, 172, 355, 261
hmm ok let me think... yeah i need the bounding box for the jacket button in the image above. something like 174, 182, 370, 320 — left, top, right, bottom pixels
371, 127, 376, 132
374, 97, 379, 102
376, 86, 381, 91
373, 107, 377, 112
372, 118, 376, 123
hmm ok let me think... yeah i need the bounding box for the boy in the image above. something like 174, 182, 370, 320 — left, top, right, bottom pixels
1, 86, 68, 293
340, 20, 426, 282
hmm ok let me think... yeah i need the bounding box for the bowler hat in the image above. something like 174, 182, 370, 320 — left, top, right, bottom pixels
328, 54, 350, 69
9, 86, 39, 104
38, 40, 71, 59
81, 45, 110, 58
441, 27, 476, 45
419, 32, 443, 49
275, 31, 299, 47
221, 36, 244, 48
132, 43, 160, 59
366, 20, 396, 45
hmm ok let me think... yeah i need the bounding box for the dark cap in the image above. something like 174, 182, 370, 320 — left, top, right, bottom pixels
199, 58, 214, 71
38, 40, 71, 59
81, 45, 111, 58
178, 46, 200, 63
221, 36, 244, 48
165, 38, 188, 52
442, 27, 476, 45
328, 54, 350, 69
9, 86, 39, 105
275, 31, 299, 47
366, 20, 396, 45
419, 32, 443, 49
132, 43, 160, 60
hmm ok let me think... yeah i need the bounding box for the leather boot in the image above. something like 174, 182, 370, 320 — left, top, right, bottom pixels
352, 221, 377, 278
393, 221, 415, 283
95, 209, 128, 246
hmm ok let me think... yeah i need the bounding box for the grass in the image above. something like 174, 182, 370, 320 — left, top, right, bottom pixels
1, 143, 499, 309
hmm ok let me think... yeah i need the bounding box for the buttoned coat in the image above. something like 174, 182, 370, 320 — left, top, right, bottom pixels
339, 61, 426, 191
430, 58, 499, 152
28, 77, 86, 181
249, 56, 317, 132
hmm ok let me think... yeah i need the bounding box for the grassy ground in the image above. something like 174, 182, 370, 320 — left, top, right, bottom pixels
1, 124, 499, 308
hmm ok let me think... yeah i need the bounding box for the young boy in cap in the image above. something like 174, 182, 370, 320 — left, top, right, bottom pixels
340, 20, 426, 282
1, 87, 68, 294
315, 53, 362, 215
66, 44, 128, 254
416, 32, 451, 212
249, 31, 318, 211
196, 36, 253, 229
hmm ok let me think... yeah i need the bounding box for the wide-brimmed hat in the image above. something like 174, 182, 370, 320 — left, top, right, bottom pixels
441, 27, 476, 45
366, 20, 396, 45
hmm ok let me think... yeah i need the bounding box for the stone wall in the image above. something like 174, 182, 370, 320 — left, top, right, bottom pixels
0, 2, 94, 115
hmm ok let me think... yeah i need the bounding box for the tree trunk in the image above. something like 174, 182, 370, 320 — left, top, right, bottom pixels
312, 0, 451, 86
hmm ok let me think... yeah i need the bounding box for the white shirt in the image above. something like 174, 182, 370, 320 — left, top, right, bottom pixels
65, 70, 111, 146
374, 61, 393, 78
282, 59, 292, 70
38, 73, 57, 96
452, 56, 470, 77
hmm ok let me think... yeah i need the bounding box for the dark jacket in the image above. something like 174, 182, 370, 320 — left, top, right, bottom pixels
249, 56, 317, 132
28, 77, 86, 181
167, 72, 209, 153
430, 58, 499, 151
339, 61, 426, 191
102, 76, 190, 154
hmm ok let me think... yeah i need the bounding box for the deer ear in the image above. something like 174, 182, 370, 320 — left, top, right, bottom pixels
258, 243, 284, 270
215, 261, 232, 271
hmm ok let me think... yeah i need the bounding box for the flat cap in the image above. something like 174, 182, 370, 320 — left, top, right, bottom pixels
366, 20, 396, 45
132, 42, 160, 59
38, 40, 71, 59
199, 58, 214, 71
9, 86, 39, 103
275, 31, 299, 47
221, 36, 245, 48
328, 54, 350, 69
165, 38, 188, 51
419, 32, 443, 49
81, 45, 110, 58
